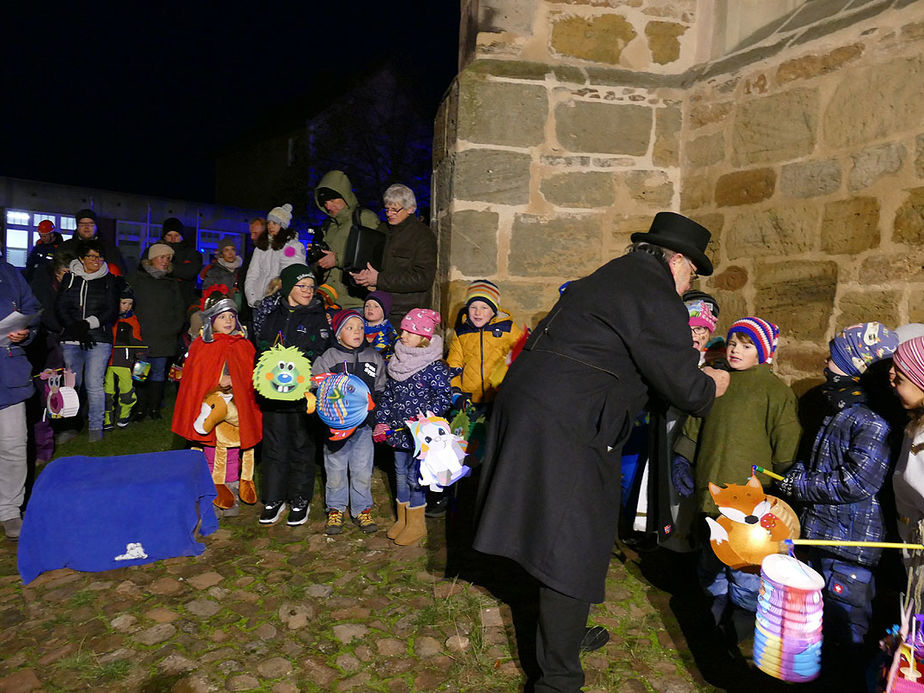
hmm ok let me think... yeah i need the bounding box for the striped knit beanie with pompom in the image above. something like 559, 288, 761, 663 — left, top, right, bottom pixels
727, 317, 780, 365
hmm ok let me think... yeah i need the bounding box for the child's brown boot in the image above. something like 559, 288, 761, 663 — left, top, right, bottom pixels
394, 504, 426, 546
387, 501, 408, 540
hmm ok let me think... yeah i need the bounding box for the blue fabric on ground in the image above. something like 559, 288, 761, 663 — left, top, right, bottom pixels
18, 450, 217, 583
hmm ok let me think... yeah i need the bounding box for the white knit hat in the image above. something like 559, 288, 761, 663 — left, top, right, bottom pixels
267, 203, 293, 229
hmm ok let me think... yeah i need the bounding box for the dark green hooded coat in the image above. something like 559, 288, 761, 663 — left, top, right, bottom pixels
313, 170, 384, 310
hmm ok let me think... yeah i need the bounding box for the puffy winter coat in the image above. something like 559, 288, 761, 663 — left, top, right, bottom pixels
56, 259, 119, 343
447, 308, 524, 404
0, 259, 41, 409
375, 215, 437, 325
244, 240, 306, 307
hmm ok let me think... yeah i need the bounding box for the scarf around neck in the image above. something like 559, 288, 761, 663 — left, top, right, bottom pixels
821, 367, 867, 411
387, 334, 443, 381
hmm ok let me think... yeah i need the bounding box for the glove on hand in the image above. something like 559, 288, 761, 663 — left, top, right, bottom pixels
372, 423, 389, 443
671, 455, 695, 497
776, 475, 795, 498
451, 390, 472, 408
62, 320, 90, 342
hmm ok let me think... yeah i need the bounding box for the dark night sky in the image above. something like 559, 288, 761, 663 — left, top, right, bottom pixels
0, 3, 460, 203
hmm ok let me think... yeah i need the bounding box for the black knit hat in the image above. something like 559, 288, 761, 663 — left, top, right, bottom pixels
161, 217, 184, 237
316, 187, 343, 205
75, 208, 97, 224
630, 212, 713, 276
120, 285, 135, 301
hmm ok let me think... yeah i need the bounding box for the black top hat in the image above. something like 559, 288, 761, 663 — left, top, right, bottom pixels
630, 212, 713, 276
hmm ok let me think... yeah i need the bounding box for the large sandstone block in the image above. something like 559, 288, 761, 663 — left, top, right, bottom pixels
775, 44, 863, 85
555, 102, 652, 155
732, 89, 819, 166
823, 56, 924, 149
688, 101, 733, 130
726, 204, 818, 260
454, 149, 532, 205
685, 132, 725, 168
916, 134, 924, 178
645, 21, 686, 65
458, 78, 548, 147
681, 174, 713, 210
653, 104, 681, 167
892, 186, 924, 246
860, 252, 924, 282
709, 289, 748, 336
820, 197, 880, 254
754, 261, 838, 340
618, 170, 674, 207
711, 265, 748, 292
715, 168, 776, 207
551, 14, 637, 64
836, 290, 901, 329
447, 210, 499, 276
540, 171, 617, 208
510, 215, 604, 276
501, 282, 565, 327
689, 212, 724, 273
848, 143, 906, 192
780, 159, 842, 198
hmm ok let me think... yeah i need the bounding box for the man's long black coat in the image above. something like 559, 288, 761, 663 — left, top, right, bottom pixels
473, 250, 715, 603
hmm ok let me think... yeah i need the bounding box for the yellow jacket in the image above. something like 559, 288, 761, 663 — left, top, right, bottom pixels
447, 308, 523, 403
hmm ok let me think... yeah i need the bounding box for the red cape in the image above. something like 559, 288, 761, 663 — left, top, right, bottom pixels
171, 333, 262, 449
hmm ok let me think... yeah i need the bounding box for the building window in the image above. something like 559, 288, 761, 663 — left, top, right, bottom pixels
6, 210, 29, 226
60, 216, 77, 231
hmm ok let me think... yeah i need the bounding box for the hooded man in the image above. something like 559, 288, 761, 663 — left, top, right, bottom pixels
313, 170, 384, 310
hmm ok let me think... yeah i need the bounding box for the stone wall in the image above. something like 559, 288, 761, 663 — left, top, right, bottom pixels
435, 0, 924, 388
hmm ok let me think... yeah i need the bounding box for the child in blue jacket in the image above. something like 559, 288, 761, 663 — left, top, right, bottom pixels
779, 322, 898, 652
373, 308, 451, 546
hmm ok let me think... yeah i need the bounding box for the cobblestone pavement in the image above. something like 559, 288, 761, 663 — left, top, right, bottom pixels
1, 405, 758, 693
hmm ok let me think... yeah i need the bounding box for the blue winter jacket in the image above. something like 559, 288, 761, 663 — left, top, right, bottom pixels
0, 259, 41, 410
785, 403, 891, 567
376, 361, 452, 451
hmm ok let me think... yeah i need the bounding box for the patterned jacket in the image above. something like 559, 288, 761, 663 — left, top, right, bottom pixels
784, 403, 892, 567
375, 361, 452, 451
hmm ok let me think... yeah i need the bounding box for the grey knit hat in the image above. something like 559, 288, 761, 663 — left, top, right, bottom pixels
267, 203, 293, 229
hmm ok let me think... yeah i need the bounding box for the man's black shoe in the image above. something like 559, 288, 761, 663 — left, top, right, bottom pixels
579, 626, 610, 653
425, 495, 449, 518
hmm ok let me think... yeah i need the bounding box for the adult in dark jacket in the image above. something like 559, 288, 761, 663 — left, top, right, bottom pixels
255, 264, 331, 526
55, 239, 119, 442
24, 220, 64, 282
350, 183, 437, 325
0, 254, 42, 539
158, 218, 203, 312
473, 212, 729, 692
55, 209, 125, 275
127, 243, 186, 420
237, 218, 265, 327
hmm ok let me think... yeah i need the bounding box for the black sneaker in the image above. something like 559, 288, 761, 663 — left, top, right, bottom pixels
116, 418, 131, 429
579, 626, 610, 652
425, 495, 449, 518
102, 422, 115, 432
287, 499, 310, 526
259, 501, 286, 525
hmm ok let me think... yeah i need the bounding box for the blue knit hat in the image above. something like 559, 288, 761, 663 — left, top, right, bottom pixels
829, 322, 898, 376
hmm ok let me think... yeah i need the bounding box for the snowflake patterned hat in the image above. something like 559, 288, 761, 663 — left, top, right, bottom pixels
400, 308, 441, 338
829, 322, 898, 377
727, 317, 779, 365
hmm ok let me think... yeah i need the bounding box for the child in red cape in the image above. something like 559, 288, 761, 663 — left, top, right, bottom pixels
171, 286, 262, 514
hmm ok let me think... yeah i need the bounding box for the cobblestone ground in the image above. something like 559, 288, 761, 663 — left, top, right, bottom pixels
0, 409, 752, 692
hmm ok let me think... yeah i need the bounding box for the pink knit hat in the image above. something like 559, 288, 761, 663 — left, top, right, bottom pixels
400, 308, 441, 338
894, 336, 924, 392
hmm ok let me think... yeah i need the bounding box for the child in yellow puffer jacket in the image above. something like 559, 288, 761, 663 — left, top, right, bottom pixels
446, 280, 523, 408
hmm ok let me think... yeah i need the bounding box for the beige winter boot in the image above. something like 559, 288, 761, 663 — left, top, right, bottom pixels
387, 501, 409, 540
394, 504, 426, 546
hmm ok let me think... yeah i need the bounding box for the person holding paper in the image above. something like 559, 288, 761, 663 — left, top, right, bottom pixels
0, 252, 41, 540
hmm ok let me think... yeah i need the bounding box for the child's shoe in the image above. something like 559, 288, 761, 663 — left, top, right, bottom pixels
259, 501, 286, 525
387, 501, 408, 539
354, 508, 378, 534
287, 498, 310, 526
394, 505, 426, 545
325, 508, 344, 535
116, 417, 131, 429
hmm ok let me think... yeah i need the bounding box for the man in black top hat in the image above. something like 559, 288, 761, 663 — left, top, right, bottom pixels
473, 211, 730, 693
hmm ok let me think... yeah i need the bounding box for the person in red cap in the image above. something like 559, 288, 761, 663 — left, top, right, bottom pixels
25, 220, 63, 282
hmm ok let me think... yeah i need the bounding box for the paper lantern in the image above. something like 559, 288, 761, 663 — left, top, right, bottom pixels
754, 554, 823, 683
